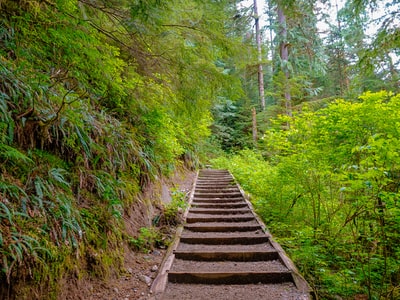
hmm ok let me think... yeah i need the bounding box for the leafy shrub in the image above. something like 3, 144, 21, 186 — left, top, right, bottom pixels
212, 91, 400, 299
163, 188, 189, 225
128, 227, 163, 253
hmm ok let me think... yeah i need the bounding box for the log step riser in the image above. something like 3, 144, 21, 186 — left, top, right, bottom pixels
168, 272, 294, 285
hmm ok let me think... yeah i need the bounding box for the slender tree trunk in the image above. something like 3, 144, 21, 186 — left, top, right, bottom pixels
267, 0, 274, 65
253, 0, 265, 111
252, 107, 257, 143
387, 54, 399, 90
277, 6, 292, 117
335, 0, 348, 95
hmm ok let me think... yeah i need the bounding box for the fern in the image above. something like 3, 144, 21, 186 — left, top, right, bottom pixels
0, 202, 13, 224
48, 168, 70, 189
0, 144, 34, 165
75, 124, 92, 158
0, 180, 27, 200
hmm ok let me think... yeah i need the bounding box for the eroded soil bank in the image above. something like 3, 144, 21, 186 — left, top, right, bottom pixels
48, 169, 196, 300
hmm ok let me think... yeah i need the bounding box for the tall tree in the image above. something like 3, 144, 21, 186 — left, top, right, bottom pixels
253, 0, 266, 111
266, 0, 326, 117
277, 4, 292, 116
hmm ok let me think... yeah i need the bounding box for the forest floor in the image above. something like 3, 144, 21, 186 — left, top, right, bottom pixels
59, 248, 166, 300
59, 170, 197, 300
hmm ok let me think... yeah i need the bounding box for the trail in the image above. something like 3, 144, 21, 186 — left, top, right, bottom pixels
151, 169, 311, 300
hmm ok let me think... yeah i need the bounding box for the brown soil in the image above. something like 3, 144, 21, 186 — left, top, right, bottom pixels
58, 248, 166, 300
176, 242, 276, 252
170, 259, 289, 273
160, 283, 309, 300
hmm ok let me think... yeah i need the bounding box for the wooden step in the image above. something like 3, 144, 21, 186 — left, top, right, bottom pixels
191, 202, 248, 209
168, 271, 293, 284
189, 208, 251, 215
194, 187, 240, 192
179, 234, 269, 245
173, 250, 280, 261
196, 180, 235, 185
184, 223, 261, 232
176, 242, 276, 252
192, 197, 245, 203
194, 192, 243, 198
186, 215, 255, 223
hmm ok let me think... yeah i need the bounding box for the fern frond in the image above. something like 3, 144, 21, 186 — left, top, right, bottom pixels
49, 168, 70, 189
0, 202, 13, 224
0, 144, 34, 165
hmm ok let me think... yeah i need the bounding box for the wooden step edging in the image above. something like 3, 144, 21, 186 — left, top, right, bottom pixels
167, 270, 294, 284
184, 223, 261, 232
149, 171, 198, 297
173, 250, 280, 261
179, 234, 270, 245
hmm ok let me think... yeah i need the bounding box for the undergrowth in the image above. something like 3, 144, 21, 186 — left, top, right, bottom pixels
212, 92, 400, 300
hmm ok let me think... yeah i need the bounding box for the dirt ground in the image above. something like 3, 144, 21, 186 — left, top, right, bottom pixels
58, 248, 165, 300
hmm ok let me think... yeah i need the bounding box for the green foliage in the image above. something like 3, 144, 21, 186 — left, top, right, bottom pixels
128, 227, 163, 253
0, 0, 250, 296
212, 91, 400, 299
163, 188, 189, 226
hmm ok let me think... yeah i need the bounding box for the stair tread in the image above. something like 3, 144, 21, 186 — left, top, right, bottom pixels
162, 282, 308, 300
170, 260, 289, 272
181, 231, 264, 238
176, 242, 275, 252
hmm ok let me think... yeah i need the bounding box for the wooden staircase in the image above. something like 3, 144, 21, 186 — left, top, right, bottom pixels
151, 169, 311, 299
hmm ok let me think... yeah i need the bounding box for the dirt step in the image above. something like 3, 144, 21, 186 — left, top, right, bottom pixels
173, 250, 280, 261
184, 222, 262, 232
197, 175, 233, 179
195, 185, 237, 189
191, 202, 248, 209
194, 187, 240, 192
195, 182, 236, 185
199, 170, 230, 175
198, 173, 232, 176
192, 197, 245, 203
199, 170, 229, 173
198, 173, 232, 177
161, 282, 308, 300
176, 242, 276, 252
179, 234, 269, 245
196, 178, 235, 186
194, 192, 243, 199
198, 176, 230, 178
168, 270, 293, 285
171, 259, 287, 272
186, 215, 254, 223
181, 230, 264, 237
189, 208, 251, 215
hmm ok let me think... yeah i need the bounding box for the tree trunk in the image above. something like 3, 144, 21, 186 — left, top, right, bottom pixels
277, 6, 292, 117
252, 107, 257, 143
335, 0, 348, 95
253, 0, 265, 111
